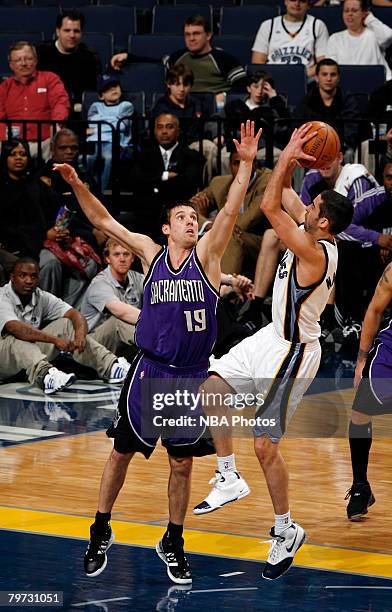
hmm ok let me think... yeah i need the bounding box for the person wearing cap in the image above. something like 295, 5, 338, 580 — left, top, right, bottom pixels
86, 75, 134, 190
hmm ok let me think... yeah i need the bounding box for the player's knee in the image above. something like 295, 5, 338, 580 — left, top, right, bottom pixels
351, 409, 371, 426
254, 436, 278, 465
109, 448, 133, 468
170, 456, 193, 479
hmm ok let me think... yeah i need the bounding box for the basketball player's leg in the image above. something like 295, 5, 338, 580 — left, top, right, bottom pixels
254, 434, 306, 581
345, 349, 385, 520
156, 455, 194, 585
193, 335, 260, 514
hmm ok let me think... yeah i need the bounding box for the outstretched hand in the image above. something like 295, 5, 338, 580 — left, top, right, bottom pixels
284, 123, 317, 165
52, 163, 79, 185
233, 120, 262, 163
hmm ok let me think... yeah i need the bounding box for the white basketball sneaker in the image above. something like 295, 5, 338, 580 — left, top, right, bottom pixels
43, 367, 76, 395
193, 470, 250, 515
262, 522, 306, 580
107, 357, 131, 384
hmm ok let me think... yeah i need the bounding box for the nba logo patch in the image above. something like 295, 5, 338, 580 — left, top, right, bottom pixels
139, 370, 145, 380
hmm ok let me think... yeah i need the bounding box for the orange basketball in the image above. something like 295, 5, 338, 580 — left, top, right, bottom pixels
300, 121, 341, 169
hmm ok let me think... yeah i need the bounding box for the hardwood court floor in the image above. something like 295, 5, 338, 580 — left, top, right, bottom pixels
1, 381, 392, 586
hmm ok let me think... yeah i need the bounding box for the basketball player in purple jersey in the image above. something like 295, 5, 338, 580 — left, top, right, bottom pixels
54, 120, 262, 585
346, 262, 392, 520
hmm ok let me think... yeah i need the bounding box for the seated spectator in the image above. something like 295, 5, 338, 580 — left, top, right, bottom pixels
0, 139, 60, 261
0, 258, 131, 394
294, 58, 363, 161
37, 10, 101, 115
151, 64, 208, 144
112, 15, 246, 109
151, 64, 217, 182
86, 75, 134, 191
251, 0, 329, 77
327, 0, 392, 79
300, 153, 388, 335
190, 150, 272, 274
0, 248, 19, 287
128, 113, 205, 240
37, 128, 107, 252
81, 238, 144, 356
224, 69, 291, 167
0, 42, 70, 160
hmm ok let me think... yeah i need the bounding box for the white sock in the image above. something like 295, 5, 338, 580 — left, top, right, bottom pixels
217, 454, 236, 474
274, 511, 292, 535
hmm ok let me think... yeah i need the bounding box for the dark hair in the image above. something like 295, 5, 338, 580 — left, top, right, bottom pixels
56, 10, 85, 30
12, 257, 38, 274
315, 58, 339, 75
166, 64, 194, 87
160, 200, 199, 226
246, 69, 275, 89
344, 0, 369, 10
51, 128, 78, 147
0, 139, 32, 178
183, 15, 211, 33
319, 190, 353, 235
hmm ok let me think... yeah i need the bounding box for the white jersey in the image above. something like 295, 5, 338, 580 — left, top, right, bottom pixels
252, 14, 329, 67
272, 227, 338, 344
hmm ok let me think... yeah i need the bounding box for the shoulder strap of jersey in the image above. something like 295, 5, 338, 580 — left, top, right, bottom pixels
268, 17, 275, 44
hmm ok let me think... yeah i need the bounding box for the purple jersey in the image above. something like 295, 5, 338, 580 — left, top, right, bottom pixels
135, 246, 218, 367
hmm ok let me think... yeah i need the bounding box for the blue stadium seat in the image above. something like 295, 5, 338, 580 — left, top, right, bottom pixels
218, 6, 279, 36
241, 0, 283, 6
174, 0, 234, 5
0, 32, 44, 74
79, 6, 136, 49
31, 0, 92, 6
128, 35, 184, 61
373, 7, 392, 29
308, 7, 344, 35
338, 65, 386, 95
0, 7, 58, 39
246, 63, 306, 108
214, 35, 251, 66
98, 0, 156, 6
152, 5, 213, 34
0, 0, 27, 5
83, 32, 114, 72
117, 62, 166, 108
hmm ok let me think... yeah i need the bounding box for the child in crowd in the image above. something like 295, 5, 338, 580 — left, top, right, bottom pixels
87, 75, 134, 190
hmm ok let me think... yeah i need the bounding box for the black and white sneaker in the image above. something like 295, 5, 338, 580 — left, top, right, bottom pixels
193, 470, 250, 515
156, 537, 192, 584
345, 482, 375, 520
84, 524, 114, 577
262, 522, 306, 580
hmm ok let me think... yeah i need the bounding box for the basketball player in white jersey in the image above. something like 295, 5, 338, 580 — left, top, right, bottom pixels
194, 124, 354, 580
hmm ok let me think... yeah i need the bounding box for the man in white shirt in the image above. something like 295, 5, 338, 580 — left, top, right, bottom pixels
251, 0, 329, 77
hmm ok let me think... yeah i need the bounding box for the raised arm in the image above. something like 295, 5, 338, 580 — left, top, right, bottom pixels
260, 124, 319, 261
53, 164, 160, 268
197, 120, 262, 264
354, 263, 392, 387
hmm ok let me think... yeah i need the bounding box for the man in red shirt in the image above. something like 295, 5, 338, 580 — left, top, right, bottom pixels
0, 41, 70, 159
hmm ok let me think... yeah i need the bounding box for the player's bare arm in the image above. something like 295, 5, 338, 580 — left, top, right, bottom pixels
197, 121, 261, 287
281, 160, 307, 224
355, 263, 392, 386
261, 125, 324, 263
53, 163, 160, 268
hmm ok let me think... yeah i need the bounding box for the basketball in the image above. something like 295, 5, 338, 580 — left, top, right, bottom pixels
300, 121, 341, 169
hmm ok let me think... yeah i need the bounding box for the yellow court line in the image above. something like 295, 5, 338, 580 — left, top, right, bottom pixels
1, 506, 392, 579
